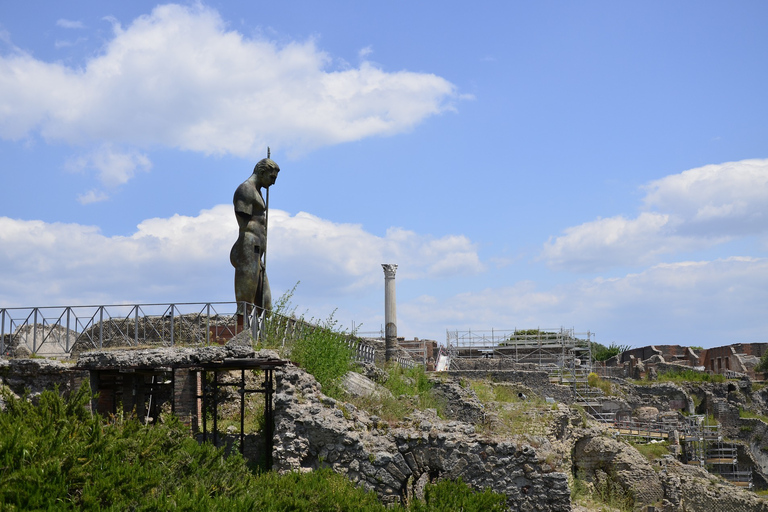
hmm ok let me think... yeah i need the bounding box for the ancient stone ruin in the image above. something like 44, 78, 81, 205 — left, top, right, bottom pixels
4, 334, 768, 511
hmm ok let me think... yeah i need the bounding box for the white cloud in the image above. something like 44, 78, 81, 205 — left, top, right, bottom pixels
0, 4, 458, 157
55, 37, 88, 49
77, 189, 109, 205
67, 144, 152, 188
643, 158, 768, 237
66, 144, 152, 201
401, 257, 768, 347
56, 19, 86, 29
269, 211, 484, 294
541, 158, 768, 271
0, 206, 482, 306
358, 46, 373, 59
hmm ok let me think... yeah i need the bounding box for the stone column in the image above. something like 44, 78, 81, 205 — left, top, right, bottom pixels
382, 264, 398, 362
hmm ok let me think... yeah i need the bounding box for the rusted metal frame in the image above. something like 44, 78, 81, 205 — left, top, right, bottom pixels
264, 368, 274, 467
197, 365, 279, 457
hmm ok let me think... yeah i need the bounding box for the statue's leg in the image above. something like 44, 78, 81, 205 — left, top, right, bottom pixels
233, 237, 260, 316
261, 271, 272, 313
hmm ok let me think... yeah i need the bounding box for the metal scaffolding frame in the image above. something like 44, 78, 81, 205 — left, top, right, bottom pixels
446, 327, 593, 372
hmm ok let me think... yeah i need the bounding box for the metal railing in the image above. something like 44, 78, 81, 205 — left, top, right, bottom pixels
348, 339, 376, 365
0, 302, 264, 357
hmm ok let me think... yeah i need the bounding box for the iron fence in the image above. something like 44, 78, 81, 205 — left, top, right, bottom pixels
0, 302, 264, 357
1, 302, 420, 372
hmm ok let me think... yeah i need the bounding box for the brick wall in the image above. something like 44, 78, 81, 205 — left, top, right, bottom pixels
173, 368, 201, 431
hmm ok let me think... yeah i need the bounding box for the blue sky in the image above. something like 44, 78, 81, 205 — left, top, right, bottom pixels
1, 1, 767, 348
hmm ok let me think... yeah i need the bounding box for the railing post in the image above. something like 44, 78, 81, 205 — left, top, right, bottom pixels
33, 308, 38, 354
99, 307, 104, 349
134, 306, 139, 346
170, 304, 175, 346
1, 309, 5, 355
206, 304, 211, 346
66, 308, 71, 353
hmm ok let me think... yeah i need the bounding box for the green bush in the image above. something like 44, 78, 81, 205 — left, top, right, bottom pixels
592, 342, 630, 362
0, 385, 508, 511
655, 368, 725, 384
290, 313, 356, 399
258, 286, 356, 399
410, 478, 507, 512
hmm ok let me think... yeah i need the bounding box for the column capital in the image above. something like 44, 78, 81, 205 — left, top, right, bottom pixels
381, 263, 398, 279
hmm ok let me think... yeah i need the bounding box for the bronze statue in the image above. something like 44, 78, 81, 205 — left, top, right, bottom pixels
230, 155, 280, 317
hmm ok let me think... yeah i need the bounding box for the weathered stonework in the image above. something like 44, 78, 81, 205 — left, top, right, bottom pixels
0, 358, 88, 398
272, 364, 571, 510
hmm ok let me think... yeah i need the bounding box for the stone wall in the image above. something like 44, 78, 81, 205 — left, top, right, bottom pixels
623, 382, 694, 414
272, 364, 571, 511
0, 358, 88, 399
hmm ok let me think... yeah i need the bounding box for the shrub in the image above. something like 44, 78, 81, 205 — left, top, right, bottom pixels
259, 286, 356, 399
410, 478, 507, 512
587, 372, 615, 395
290, 313, 355, 399
592, 342, 630, 362
0, 385, 509, 511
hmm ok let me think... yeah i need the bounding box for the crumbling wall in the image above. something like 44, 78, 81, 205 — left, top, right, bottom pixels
448, 370, 573, 403
272, 364, 571, 511
0, 358, 88, 398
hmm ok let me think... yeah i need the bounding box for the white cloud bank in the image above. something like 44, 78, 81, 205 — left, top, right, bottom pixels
0, 206, 482, 307
0, 3, 458, 158
542, 159, 768, 271
403, 257, 768, 346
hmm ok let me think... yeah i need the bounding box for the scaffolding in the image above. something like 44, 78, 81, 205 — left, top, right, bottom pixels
447, 327, 593, 368
676, 415, 753, 489
447, 328, 603, 415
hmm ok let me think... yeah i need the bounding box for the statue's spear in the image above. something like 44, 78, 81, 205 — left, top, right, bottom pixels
260, 147, 271, 322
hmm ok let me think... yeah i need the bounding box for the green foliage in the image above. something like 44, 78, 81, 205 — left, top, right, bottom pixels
384, 364, 433, 398
290, 313, 355, 399
655, 368, 725, 384
0, 384, 252, 510
259, 286, 355, 399
571, 469, 634, 512
587, 372, 616, 396
739, 408, 768, 423
513, 329, 543, 336
0, 385, 508, 511
348, 365, 444, 423
470, 380, 553, 437
755, 350, 768, 373
630, 441, 670, 462
591, 342, 630, 362
409, 478, 507, 512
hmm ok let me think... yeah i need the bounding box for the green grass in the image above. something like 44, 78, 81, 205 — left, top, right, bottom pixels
469, 380, 554, 437
630, 441, 670, 462
0, 384, 507, 511
631, 368, 726, 385
346, 364, 446, 423
587, 372, 617, 396
658, 368, 726, 383
739, 408, 768, 423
